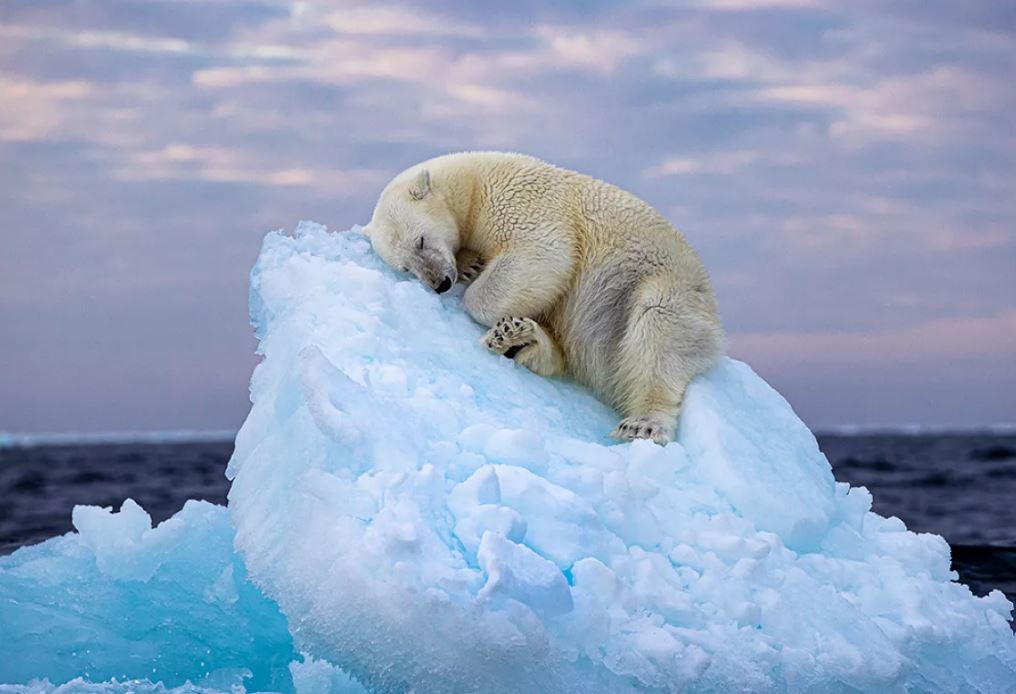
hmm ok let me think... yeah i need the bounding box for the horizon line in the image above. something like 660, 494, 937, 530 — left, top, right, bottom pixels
3, 424, 1015, 448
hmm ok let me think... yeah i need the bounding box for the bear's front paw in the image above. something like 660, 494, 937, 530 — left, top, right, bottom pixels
611, 414, 673, 445
482, 317, 537, 359
456, 249, 486, 286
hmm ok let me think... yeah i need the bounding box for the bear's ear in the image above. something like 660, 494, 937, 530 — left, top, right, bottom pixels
408, 169, 431, 200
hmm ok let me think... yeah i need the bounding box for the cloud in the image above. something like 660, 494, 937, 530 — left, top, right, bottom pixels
0, 22, 301, 61
731, 311, 1016, 368
108, 143, 387, 194
690, 0, 827, 9
0, 76, 90, 141
319, 4, 485, 37
1, 0, 1014, 430
646, 149, 805, 177
533, 26, 643, 74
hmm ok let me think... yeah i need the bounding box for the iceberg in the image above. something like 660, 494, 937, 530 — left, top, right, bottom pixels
2, 222, 1015, 692
228, 223, 1016, 692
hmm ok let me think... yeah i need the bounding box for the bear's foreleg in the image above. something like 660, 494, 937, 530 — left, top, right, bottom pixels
462, 241, 572, 327
482, 317, 565, 377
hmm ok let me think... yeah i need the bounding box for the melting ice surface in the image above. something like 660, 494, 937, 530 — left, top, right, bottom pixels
3, 223, 1016, 693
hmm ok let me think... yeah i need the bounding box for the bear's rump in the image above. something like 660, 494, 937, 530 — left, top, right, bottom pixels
555, 264, 638, 398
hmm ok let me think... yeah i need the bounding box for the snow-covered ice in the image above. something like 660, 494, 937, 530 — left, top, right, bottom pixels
229, 223, 1016, 692
3, 222, 1015, 693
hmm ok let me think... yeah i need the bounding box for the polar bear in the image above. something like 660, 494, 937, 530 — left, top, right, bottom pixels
363, 152, 724, 444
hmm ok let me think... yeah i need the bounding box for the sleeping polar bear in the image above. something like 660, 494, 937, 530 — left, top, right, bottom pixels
363, 152, 724, 444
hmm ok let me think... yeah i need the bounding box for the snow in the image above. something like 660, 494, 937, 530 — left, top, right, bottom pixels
2, 221, 1015, 693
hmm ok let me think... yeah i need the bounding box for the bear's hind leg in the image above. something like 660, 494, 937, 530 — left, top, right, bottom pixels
482, 317, 565, 377
610, 279, 722, 445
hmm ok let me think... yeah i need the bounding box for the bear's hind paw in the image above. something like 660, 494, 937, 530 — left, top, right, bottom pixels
611, 415, 673, 445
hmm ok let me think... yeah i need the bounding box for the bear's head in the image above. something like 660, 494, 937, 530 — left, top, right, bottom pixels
364, 167, 459, 294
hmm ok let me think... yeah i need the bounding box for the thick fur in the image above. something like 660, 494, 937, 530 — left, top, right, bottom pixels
364, 152, 724, 444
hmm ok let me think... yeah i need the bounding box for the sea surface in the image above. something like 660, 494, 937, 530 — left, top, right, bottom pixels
2, 433, 1015, 607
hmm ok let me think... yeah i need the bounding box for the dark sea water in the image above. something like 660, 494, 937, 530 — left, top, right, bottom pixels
2, 434, 1015, 608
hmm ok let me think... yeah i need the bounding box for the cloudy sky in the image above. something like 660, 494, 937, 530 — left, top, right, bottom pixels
1, 0, 1014, 434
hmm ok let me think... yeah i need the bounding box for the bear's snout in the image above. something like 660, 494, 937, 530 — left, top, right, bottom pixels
412, 252, 456, 293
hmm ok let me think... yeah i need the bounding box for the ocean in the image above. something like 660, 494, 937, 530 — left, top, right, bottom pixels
2, 433, 1014, 607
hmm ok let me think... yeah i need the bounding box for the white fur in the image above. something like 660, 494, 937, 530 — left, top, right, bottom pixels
365, 152, 725, 444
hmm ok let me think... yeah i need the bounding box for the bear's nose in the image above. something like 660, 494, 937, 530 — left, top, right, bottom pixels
435, 276, 453, 294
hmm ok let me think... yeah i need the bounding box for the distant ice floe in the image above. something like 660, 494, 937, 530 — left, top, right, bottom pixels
0, 430, 236, 449
2, 222, 1014, 693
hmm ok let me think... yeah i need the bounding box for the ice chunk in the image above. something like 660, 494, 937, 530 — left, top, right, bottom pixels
71, 498, 183, 581
0, 501, 296, 691
290, 654, 370, 694
221, 223, 1016, 692
477, 531, 574, 616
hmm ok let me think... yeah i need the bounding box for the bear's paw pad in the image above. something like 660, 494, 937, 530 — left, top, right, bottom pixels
483, 317, 537, 359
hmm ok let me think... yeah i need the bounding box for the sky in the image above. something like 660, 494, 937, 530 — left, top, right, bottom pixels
1, 0, 1014, 434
